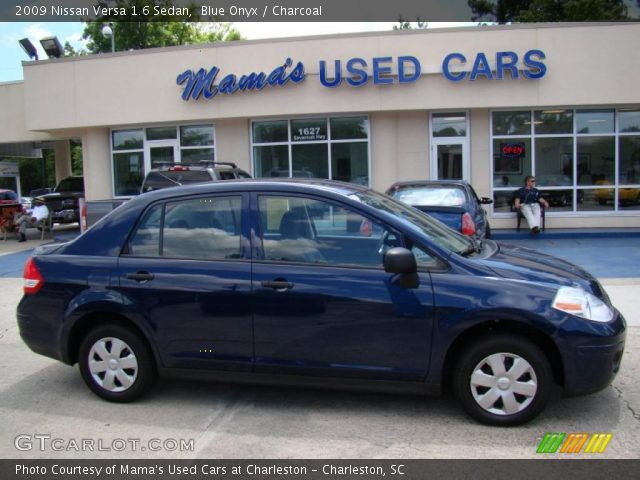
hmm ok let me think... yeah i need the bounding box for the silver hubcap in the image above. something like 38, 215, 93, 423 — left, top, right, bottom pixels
470, 352, 538, 416
88, 337, 138, 392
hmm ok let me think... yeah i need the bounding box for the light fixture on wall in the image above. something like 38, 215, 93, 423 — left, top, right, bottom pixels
39, 36, 64, 58
19, 38, 38, 60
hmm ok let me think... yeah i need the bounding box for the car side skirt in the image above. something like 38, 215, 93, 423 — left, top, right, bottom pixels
161, 368, 441, 396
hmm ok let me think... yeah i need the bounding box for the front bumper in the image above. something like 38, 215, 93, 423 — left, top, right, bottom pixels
560, 311, 626, 397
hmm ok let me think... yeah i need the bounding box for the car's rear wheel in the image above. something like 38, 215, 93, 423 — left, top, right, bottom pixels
453, 334, 552, 426
78, 324, 156, 402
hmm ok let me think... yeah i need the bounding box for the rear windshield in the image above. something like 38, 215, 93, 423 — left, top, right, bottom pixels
143, 170, 212, 190
391, 186, 466, 207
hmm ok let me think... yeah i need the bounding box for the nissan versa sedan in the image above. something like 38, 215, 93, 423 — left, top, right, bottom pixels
17, 179, 625, 426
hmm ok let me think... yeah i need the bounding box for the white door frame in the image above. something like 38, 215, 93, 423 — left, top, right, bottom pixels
429, 112, 470, 182
145, 140, 179, 172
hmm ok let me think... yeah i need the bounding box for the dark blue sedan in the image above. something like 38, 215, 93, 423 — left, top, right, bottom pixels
17, 179, 625, 426
386, 180, 493, 239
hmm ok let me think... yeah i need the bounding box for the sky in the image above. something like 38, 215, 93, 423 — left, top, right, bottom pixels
0, 21, 451, 83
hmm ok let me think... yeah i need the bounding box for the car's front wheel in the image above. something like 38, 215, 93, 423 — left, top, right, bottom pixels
453, 334, 552, 426
78, 324, 156, 402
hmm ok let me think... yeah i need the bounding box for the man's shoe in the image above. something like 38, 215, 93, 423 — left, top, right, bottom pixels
18, 233, 26, 242
532, 227, 540, 234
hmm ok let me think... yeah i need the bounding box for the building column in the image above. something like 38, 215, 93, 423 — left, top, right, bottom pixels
81, 128, 112, 201
53, 140, 72, 183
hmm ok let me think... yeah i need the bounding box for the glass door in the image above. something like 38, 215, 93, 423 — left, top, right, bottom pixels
146, 140, 178, 170
430, 112, 470, 181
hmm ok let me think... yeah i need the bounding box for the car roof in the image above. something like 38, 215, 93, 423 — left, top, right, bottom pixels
137, 178, 367, 202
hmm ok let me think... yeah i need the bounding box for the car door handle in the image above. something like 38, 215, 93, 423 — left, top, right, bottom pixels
261, 280, 294, 292
126, 271, 155, 282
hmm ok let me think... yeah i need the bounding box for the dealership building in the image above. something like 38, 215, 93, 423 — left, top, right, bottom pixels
0, 22, 639, 229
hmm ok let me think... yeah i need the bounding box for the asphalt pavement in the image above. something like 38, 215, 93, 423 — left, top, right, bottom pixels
0, 227, 639, 459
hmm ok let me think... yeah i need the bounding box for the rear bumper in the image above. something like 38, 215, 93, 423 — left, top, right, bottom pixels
51, 208, 78, 223
17, 303, 67, 364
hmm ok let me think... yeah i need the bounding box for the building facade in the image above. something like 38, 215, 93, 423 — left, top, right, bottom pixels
1, 22, 639, 229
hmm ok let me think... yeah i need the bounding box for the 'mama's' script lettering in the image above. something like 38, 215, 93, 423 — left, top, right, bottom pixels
176, 58, 306, 101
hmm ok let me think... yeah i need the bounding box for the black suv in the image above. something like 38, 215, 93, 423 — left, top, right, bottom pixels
141, 162, 250, 193
35, 176, 84, 224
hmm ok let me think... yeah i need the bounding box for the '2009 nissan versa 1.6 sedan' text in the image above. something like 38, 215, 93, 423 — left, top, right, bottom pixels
17, 179, 625, 426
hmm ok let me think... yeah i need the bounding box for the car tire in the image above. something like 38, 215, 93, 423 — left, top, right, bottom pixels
78, 324, 157, 402
453, 333, 552, 426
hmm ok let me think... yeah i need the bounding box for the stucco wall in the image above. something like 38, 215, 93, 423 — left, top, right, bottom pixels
0, 82, 53, 143
19, 23, 640, 132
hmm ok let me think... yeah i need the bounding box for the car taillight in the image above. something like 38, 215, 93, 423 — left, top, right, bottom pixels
23, 257, 44, 294
168, 166, 189, 171
461, 212, 476, 236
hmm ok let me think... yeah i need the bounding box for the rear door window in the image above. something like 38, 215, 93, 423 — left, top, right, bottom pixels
128, 196, 243, 260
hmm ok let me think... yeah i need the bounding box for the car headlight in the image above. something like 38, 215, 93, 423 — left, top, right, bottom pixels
552, 286, 614, 322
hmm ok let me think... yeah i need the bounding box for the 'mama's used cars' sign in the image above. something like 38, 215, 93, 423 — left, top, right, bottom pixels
176, 50, 547, 101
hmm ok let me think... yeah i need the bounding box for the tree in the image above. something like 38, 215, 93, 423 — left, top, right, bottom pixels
468, 0, 532, 22
393, 18, 428, 30
467, 0, 629, 22
518, 0, 628, 21
80, 0, 241, 54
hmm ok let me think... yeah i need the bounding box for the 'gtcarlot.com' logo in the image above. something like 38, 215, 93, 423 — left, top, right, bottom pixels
14, 434, 195, 452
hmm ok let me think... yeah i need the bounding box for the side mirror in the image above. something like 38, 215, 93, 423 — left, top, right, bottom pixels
480, 197, 494, 205
384, 247, 417, 274
384, 247, 419, 289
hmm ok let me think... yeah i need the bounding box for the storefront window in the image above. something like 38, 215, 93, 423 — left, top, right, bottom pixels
330, 117, 369, 140
113, 152, 143, 196
252, 116, 370, 185
576, 109, 614, 134
619, 136, 640, 184
291, 118, 327, 142
535, 137, 574, 186
253, 120, 288, 143
180, 125, 214, 146
146, 126, 177, 140
492, 111, 531, 136
432, 112, 466, 137
534, 110, 573, 135
577, 137, 615, 185
619, 110, 640, 133
112, 123, 215, 197
254, 144, 289, 177
331, 142, 368, 184
492, 108, 639, 214
113, 130, 143, 150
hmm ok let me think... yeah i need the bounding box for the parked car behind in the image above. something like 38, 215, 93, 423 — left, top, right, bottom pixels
17, 179, 625, 426
35, 176, 84, 224
386, 180, 493, 239
141, 161, 250, 193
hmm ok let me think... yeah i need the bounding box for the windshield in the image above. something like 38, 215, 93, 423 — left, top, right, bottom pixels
392, 185, 466, 207
348, 189, 474, 254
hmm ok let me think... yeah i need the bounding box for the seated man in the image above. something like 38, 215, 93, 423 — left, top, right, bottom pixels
14, 200, 49, 242
514, 176, 549, 234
